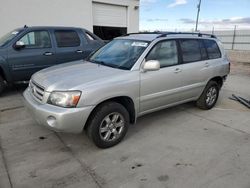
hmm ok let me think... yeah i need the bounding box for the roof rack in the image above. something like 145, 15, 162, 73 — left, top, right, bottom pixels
122, 32, 163, 36
125, 32, 216, 39
157, 32, 217, 38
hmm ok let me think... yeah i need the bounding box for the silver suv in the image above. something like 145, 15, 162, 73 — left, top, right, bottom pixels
24, 32, 230, 148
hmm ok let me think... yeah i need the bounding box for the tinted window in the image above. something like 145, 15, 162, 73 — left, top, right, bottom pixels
86, 32, 95, 40
55, 30, 80, 47
146, 40, 178, 68
199, 40, 208, 60
19, 31, 51, 48
204, 39, 221, 59
180, 39, 201, 63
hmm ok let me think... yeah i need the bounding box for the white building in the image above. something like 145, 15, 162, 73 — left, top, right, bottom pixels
0, 0, 140, 39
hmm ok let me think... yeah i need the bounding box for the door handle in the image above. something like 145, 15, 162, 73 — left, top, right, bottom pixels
205, 62, 210, 67
76, 50, 83, 53
43, 52, 53, 56
174, 68, 182, 73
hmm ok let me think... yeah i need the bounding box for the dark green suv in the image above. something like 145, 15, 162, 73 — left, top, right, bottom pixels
0, 26, 104, 94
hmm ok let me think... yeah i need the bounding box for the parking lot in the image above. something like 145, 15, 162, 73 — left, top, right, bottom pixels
0, 62, 250, 188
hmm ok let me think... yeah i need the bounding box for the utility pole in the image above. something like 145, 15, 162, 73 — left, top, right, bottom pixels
195, 0, 202, 31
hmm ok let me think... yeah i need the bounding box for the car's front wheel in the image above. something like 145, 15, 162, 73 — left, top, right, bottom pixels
87, 102, 129, 148
196, 81, 219, 110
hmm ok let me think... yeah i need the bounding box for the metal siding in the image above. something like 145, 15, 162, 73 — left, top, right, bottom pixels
93, 3, 127, 27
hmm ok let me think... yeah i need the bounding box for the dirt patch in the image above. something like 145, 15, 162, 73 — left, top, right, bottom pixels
230, 62, 250, 76
227, 50, 250, 63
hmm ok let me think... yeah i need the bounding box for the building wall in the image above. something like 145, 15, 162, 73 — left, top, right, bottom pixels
0, 0, 139, 37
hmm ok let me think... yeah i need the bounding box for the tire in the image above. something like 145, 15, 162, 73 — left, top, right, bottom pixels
196, 81, 219, 110
0, 75, 6, 95
87, 102, 130, 148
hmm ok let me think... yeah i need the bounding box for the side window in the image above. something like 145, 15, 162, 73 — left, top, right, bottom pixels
146, 40, 178, 68
204, 39, 221, 59
19, 31, 51, 48
199, 40, 208, 60
86, 32, 95, 40
179, 39, 201, 63
54, 30, 80, 47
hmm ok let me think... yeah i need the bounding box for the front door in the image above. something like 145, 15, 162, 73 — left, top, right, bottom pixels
8, 30, 55, 81
139, 40, 184, 114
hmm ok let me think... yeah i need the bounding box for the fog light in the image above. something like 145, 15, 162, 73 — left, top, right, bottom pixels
47, 116, 57, 127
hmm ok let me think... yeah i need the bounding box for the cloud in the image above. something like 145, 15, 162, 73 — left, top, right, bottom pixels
141, 0, 157, 3
168, 0, 187, 8
179, 18, 195, 24
147, 18, 168, 22
179, 17, 250, 25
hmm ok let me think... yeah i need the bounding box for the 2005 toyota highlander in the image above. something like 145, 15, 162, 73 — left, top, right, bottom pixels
24, 32, 230, 148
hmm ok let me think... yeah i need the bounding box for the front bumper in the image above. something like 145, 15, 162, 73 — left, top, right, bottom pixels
23, 88, 94, 133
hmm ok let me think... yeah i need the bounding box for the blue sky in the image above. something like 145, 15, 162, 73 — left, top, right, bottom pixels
140, 0, 250, 31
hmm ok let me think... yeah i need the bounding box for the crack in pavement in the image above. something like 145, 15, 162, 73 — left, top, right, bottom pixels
182, 108, 249, 135
0, 136, 13, 188
0, 106, 24, 112
54, 132, 105, 188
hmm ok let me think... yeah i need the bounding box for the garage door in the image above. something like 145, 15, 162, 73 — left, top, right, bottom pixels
93, 3, 127, 27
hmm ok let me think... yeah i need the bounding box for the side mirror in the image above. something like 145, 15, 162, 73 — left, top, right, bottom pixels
14, 41, 25, 49
143, 60, 160, 72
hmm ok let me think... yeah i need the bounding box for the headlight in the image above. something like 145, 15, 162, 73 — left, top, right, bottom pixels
48, 91, 81, 108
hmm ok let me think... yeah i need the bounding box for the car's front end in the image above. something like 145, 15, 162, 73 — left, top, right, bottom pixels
23, 79, 94, 133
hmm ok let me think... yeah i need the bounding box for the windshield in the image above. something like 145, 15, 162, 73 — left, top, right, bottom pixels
88, 39, 149, 70
0, 30, 21, 47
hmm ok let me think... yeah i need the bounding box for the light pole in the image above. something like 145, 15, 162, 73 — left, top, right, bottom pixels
195, 0, 202, 31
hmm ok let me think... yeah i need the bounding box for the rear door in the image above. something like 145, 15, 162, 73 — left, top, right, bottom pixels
177, 39, 211, 100
53, 29, 86, 63
7, 29, 56, 81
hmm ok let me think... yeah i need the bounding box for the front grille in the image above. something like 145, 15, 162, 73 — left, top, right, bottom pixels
30, 80, 45, 101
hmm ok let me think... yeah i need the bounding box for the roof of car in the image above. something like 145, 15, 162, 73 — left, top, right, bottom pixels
117, 32, 217, 42
17, 25, 86, 31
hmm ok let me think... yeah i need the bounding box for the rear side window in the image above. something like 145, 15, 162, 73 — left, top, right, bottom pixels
204, 39, 221, 59
55, 30, 80, 47
179, 39, 201, 63
86, 32, 95, 40
199, 40, 208, 60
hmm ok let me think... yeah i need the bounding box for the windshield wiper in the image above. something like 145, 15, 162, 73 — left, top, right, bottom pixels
89, 59, 105, 65
90, 59, 120, 69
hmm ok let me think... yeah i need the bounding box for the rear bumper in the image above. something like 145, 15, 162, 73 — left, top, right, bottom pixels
23, 88, 94, 133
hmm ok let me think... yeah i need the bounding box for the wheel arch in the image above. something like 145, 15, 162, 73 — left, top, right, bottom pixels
84, 96, 136, 131
0, 65, 7, 81
208, 76, 223, 89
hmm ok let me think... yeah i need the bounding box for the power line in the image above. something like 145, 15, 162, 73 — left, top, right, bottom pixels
195, 0, 202, 31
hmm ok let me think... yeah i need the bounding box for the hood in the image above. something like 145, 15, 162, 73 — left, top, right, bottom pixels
32, 60, 128, 92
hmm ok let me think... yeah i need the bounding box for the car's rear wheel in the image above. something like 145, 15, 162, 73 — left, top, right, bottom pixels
0, 75, 6, 95
196, 81, 219, 110
87, 102, 129, 148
